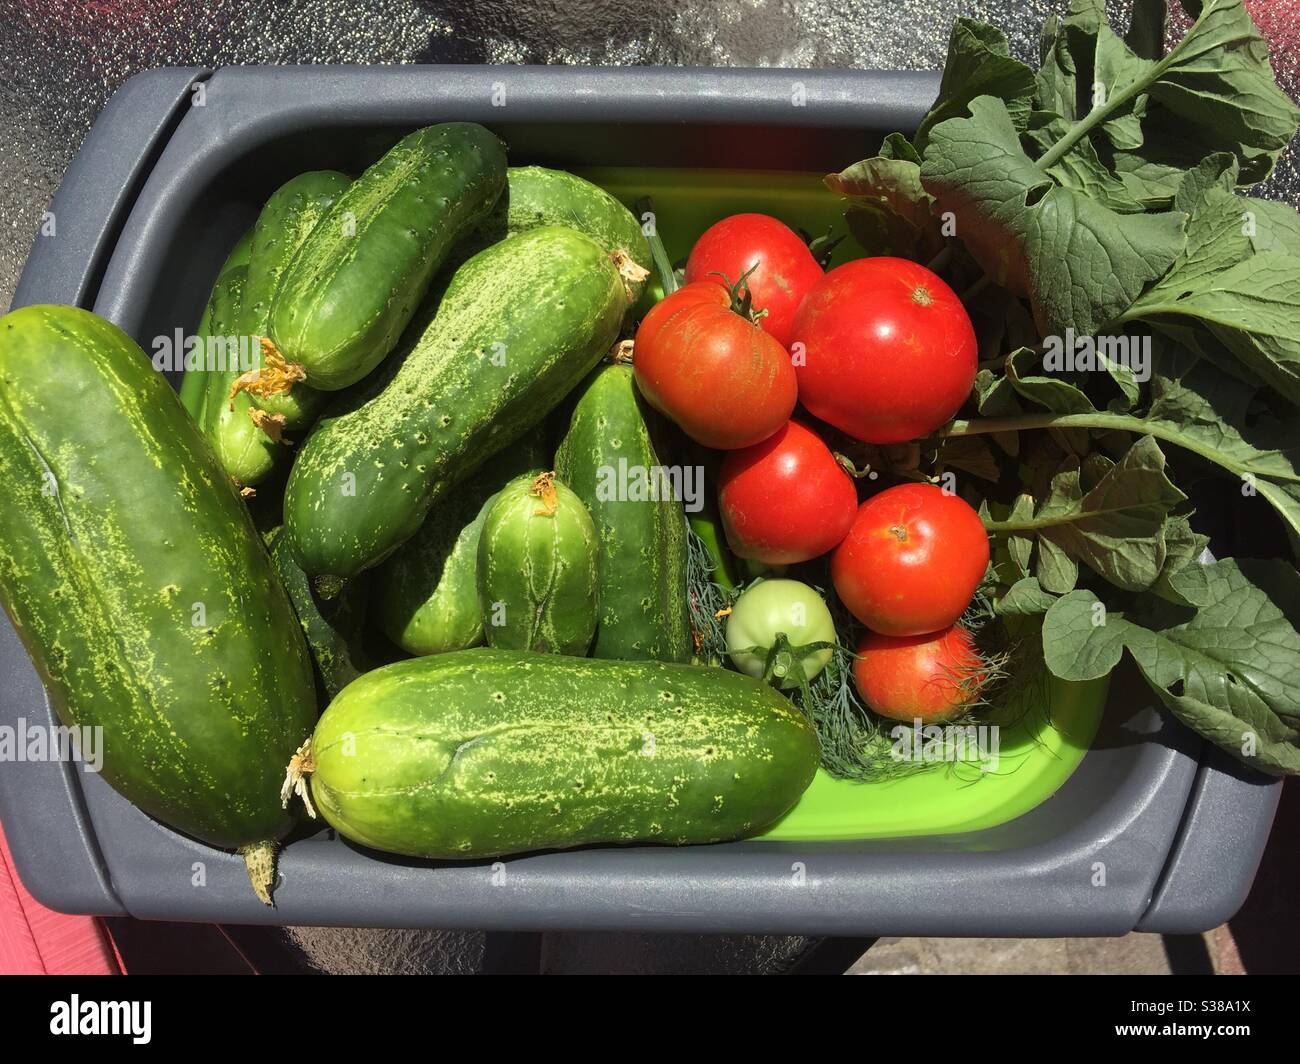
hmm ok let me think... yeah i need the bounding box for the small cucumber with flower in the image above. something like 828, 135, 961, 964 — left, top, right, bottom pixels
266, 123, 507, 391
230, 170, 352, 432
477, 471, 600, 656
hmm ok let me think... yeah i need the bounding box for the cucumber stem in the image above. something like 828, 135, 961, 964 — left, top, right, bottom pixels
240, 839, 279, 907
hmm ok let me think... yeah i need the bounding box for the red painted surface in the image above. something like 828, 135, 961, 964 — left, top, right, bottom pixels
0, 815, 121, 975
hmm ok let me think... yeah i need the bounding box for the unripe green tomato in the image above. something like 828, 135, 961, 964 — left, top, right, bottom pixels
725, 579, 836, 689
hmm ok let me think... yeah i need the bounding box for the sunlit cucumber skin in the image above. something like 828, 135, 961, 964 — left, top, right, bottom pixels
462, 166, 652, 302
269, 123, 507, 390
241, 170, 351, 429
181, 230, 252, 423
0, 305, 317, 849
555, 364, 692, 663
308, 648, 820, 858
477, 473, 600, 656
284, 225, 626, 580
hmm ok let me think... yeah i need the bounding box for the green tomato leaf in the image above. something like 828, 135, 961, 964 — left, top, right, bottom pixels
921, 95, 1187, 336
1037, 536, 1080, 594
1041, 589, 1129, 680
1243, 198, 1300, 256
1025, 112, 1146, 213
1042, 559, 1300, 775
996, 576, 1059, 616
1125, 0, 1168, 61
825, 154, 942, 259
1127, 251, 1300, 407
1007, 345, 1097, 414
915, 18, 1037, 155
1145, 0, 1300, 181
985, 435, 1186, 591
934, 434, 1001, 482
1152, 514, 1214, 607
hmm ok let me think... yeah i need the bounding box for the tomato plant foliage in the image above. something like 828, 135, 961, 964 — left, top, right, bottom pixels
828, 0, 1300, 773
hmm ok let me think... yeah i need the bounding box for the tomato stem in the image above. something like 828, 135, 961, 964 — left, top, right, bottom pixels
799, 224, 844, 269
709, 264, 769, 325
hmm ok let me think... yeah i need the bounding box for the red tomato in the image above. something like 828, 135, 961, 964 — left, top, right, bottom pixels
791, 257, 977, 445
718, 421, 857, 564
831, 482, 989, 636
633, 281, 797, 450
853, 625, 986, 723
685, 213, 824, 349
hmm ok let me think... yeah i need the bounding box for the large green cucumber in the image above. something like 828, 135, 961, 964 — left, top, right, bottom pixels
203, 267, 282, 487
239, 170, 351, 430
297, 648, 819, 858
376, 435, 545, 656
271, 531, 370, 698
285, 225, 627, 580
555, 363, 692, 663
463, 166, 651, 303
0, 305, 317, 900
180, 230, 253, 422
477, 472, 600, 655
269, 123, 507, 390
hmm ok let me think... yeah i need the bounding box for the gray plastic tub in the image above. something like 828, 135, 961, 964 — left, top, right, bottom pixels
2, 65, 1281, 934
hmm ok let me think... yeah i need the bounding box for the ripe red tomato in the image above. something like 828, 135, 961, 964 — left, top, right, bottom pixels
718, 420, 857, 564
791, 257, 977, 444
685, 214, 824, 349
831, 482, 989, 636
633, 281, 797, 450
853, 624, 986, 723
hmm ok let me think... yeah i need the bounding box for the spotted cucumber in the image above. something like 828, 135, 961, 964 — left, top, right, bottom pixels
0, 305, 317, 902
179, 230, 252, 422
268, 123, 507, 390
237, 170, 351, 430
477, 471, 600, 655
284, 225, 626, 580
202, 266, 282, 487
461, 166, 651, 303
376, 435, 546, 656
555, 363, 692, 662
291, 648, 820, 858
